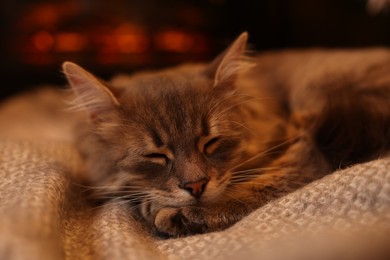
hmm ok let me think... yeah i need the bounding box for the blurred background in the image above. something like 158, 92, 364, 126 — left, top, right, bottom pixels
0, 0, 390, 100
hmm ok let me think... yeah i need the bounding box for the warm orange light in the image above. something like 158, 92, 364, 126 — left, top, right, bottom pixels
54, 33, 87, 52
96, 34, 117, 53
29, 5, 59, 27
18, 3, 81, 29
155, 30, 193, 53
117, 34, 148, 53
96, 23, 149, 54
115, 23, 143, 34
33, 31, 54, 52
97, 31, 149, 54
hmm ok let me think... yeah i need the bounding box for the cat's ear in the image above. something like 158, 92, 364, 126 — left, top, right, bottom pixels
205, 32, 253, 89
62, 61, 119, 122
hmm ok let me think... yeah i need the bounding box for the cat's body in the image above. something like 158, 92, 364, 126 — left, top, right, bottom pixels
63, 33, 390, 237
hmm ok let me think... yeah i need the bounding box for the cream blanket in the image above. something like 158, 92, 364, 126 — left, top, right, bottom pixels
0, 89, 389, 260
1, 138, 389, 260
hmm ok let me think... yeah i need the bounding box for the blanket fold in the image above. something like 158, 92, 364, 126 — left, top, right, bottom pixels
0, 139, 389, 259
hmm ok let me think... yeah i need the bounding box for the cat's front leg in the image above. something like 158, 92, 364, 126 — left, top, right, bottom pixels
153, 207, 209, 237
153, 202, 250, 237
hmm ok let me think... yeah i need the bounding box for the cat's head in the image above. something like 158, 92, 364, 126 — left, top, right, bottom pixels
63, 32, 254, 209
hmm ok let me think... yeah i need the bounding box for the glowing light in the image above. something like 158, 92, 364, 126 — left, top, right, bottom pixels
29, 5, 59, 27
55, 33, 87, 52
96, 34, 117, 53
33, 31, 54, 52
117, 34, 148, 53
115, 23, 143, 34
155, 30, 193, 53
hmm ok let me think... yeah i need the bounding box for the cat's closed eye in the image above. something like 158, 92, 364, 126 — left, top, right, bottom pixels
144, 153, 170, 165
202, 136, 240, 162
203, 137, 221, 156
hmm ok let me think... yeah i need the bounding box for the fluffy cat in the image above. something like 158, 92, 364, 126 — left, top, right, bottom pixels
63, 32, 390, 237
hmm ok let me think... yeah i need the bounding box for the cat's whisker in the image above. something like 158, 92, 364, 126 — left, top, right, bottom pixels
212, 93, 277, 122
84, 189, 148, 197
91, 192, 153, 199
229, 177, 301, 186
71, 181, 104, 189
206, 92, 239, 118
230, 170, 305, 179
91, 191, 154, 199
93, 194, 155, 208
228, 133, 304, 172
229, 171, 308, 185
220, 120, 260, 139
231, 173, 303, 180
89, 200, 131, 211
219, 121, 293, 145
71, 178, 143, 189
276, 177, 314, 185
230, 170, 304, 180
230, 175, 274, 182
222, 186, 272, 208
207, 92, 270, 119
77, 185, 145, 191
230, 180, 273, 186
90, 188, 150, 193
212, 97, 259, 120
231, 166, 284, 175
87, 187, 152, 196
228, 93, 274, 102
223, 190, 248, 205
230, 176, 268, 182
230, 172, 281, 178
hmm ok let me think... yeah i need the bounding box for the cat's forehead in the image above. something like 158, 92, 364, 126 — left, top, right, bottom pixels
116, 68, 212, 111
112, 65, 241, 147
117, 77, 234, 145
134, 70, 206, 91
133, 81, 209, 130
112, 64, 207, 90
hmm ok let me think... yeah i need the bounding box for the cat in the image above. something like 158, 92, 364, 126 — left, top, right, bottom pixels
63, 32, 390, 237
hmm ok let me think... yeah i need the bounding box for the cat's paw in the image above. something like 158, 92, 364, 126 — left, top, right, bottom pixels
154, 206, 208, 237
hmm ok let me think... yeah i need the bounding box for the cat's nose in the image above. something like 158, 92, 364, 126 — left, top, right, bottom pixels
181, 178, 209, 198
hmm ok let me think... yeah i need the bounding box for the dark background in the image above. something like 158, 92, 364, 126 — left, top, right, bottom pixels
1, 0, 390, 100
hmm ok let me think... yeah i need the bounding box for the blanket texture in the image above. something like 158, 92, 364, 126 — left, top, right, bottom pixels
0, 69, 390, 259
0, 138, 389, 260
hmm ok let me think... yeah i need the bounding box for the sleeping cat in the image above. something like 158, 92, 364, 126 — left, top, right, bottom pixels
63, 32, 390, 237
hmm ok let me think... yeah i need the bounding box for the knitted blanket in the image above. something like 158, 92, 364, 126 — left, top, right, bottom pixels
0, 71, 389, 260
1, 138, 389, 260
